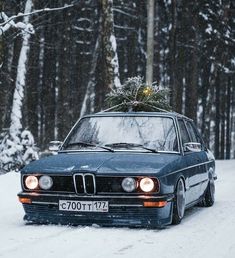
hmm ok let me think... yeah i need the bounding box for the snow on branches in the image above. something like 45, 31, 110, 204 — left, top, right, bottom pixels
0, 3, 75, 37
0, 11, 34, 36
0, 0, 38, 173
0, 2, 79, 173
0, 129, 38, 173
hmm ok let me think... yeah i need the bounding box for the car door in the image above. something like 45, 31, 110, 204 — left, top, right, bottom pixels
184, 120, 208, 200
186, 120, 210, 195
177, 119, 198, 204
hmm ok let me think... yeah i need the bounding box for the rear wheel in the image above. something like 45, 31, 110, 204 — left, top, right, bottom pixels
172, 178, 186, 225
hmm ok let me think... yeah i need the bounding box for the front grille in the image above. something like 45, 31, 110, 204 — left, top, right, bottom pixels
74, 175, 159, 195
74, 174, 95, 195
74, 175, 84, 194
84, 174, 95, 194
73, 174, 125, 195
52, 176, 75, 192
23, 174, 159, 195
96, 177, 124, 193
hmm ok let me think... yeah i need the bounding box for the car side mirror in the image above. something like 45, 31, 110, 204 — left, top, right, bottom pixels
184, 142, 202, 152
48, 141, 62, 152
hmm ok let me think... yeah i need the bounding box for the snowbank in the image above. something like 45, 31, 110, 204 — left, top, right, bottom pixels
0, 160, 234, 258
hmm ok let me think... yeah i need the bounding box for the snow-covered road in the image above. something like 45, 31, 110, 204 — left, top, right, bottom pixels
0, 160, 235, 258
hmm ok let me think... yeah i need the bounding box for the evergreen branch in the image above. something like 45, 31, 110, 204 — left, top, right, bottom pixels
105, 76, 171, 112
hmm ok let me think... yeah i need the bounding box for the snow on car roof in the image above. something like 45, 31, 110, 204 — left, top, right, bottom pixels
87, 111, 193, 121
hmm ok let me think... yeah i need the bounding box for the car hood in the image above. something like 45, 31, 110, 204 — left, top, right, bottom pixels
22, 151, 183, 176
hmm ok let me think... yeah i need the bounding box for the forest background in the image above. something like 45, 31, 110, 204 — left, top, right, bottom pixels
0, 0, 234, 166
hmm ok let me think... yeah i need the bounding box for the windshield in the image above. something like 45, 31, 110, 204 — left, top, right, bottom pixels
62, 116, 179, 152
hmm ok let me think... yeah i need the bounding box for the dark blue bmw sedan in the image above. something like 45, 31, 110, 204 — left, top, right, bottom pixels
18, 112, 216, 228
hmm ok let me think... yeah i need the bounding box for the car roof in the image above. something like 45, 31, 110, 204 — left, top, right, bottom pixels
83, 111, 193, 121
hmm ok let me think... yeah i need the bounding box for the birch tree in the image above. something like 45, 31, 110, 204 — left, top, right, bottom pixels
102, 0, 121, 90
80, 26, 102, 117
80, 0, 121, 117
79, 5, 103, 117
0, 0, 38, 172
146, 0, 155, 85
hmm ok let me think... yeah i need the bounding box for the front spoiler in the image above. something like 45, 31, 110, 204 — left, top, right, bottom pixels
18, 192, 174, 228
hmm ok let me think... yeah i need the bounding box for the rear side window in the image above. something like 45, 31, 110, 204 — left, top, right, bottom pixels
185, 121, 201, 143
178, 120, 190, 144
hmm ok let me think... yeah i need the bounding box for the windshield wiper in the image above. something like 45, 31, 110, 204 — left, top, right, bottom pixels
136, 145, 159, 153
105, 142, 137, 148
63, 141, 114, 152
105, 142, 158, 153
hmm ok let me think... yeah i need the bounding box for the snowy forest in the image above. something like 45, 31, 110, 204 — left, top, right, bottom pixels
0, 0, 234, 172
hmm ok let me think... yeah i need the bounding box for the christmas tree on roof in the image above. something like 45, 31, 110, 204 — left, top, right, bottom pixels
105, 76, 171, 112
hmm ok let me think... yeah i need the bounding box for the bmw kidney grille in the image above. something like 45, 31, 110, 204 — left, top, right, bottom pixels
74, 174, 96, 195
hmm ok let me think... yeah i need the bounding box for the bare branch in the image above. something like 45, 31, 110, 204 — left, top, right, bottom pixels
0, 2, 77, 28
113, 8, 138, 19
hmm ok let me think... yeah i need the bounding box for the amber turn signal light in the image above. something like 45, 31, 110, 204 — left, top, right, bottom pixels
143, 201, 167, 208
18, 197, 32, 204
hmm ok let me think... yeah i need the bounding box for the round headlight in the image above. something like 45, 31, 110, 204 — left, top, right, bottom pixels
25, 176, 38, 190
39, 175, 53, 190
140, 177, 155, 192
122, 177, 136, 192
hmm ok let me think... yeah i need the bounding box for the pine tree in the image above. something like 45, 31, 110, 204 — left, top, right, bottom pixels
105, 76, 171, 112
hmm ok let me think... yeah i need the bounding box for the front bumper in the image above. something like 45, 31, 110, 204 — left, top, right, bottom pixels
18, 192, 174, 228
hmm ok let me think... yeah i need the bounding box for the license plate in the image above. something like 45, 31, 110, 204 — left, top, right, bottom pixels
59, 200, 109, 212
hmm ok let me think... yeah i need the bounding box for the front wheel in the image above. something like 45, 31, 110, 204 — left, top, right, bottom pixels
203, 176, 215, 207
172, 178, 186, 225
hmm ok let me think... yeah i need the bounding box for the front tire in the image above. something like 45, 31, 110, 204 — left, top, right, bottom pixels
172, 178, 186, 225
203, 176, 215, 207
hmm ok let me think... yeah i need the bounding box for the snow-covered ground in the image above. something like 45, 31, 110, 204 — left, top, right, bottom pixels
0, 160, 235, 258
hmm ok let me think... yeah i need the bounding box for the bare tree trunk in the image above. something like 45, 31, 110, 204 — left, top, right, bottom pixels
101, 0, 121, 90
146, 0, 154, 85
214, 73, 220, 159
203, 44, 220, 150
0, 0, 38, 172
201, 63, 211, 136
232, 88, 235, 158
10, 0, 33, 137
220, 78, 226, 159
80, 17, 102, 117
185, 14, 198, 121
38, 35, 45, 146
226, 76, 231, 159
169, 0, 177, 108
0, 39, 15, 130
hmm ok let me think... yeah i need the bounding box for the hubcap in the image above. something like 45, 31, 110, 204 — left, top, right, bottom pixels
177, 180, 186, 219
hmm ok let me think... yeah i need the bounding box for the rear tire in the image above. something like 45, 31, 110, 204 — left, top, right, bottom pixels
172, 178, 186, 225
